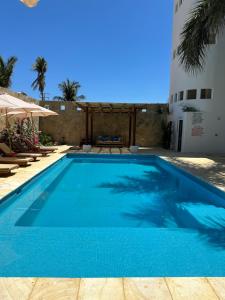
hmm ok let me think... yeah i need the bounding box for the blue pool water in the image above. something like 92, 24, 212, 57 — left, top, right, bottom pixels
0, 154, 225, 277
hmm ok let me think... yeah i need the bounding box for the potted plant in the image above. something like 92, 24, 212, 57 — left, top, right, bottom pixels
129, 145, 139, 153
82, 145, 91, 152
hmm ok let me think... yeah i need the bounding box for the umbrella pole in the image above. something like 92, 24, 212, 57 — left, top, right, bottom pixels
5, 110, 12, 149
31, 113, 35, 144
5, 109, 8, 128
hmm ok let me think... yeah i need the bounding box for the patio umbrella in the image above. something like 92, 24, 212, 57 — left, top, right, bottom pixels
0, 93, 56, 145
20, 0, 39, 8
3, 107, 58, 119
1, 104, 58, 143
0, 93, 43, 113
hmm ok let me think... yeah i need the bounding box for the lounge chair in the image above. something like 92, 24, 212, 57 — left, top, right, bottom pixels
0, 164, 18, 175
39, 145, 58, 152
0, 157, 33, 167
0, 143, 42, 161
23, 139, 56, 155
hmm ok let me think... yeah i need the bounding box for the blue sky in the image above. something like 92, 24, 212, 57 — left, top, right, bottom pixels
1, 0, 173, 103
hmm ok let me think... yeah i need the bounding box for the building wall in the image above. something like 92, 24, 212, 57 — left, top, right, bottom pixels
180, 112, 225, 154
169, 0, 225, 153
39, 101, 167, 147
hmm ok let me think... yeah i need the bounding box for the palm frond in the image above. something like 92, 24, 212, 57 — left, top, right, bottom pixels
178, 0, 225, 72
0, 56, 17, 88
58, 79, 84, 101
31, 56, 48, 100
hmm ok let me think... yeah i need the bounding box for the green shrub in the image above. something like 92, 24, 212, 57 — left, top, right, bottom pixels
39, 132, 54, 146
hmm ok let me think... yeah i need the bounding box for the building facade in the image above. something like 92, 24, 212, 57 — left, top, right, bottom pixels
169, 0, 225, 153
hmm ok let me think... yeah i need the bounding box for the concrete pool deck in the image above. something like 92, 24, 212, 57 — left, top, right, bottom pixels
0, 146, 225, 299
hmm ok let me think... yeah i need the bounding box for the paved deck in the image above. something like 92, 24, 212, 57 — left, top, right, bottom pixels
0, 146, 225, 299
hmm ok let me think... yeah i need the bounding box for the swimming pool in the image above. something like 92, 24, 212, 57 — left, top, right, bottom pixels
0, 154, 225, 277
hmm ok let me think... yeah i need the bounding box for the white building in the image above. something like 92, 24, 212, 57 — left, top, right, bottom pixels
169, 0, 225, 153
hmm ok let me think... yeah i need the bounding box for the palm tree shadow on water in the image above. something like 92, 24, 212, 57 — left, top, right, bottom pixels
98, 169, 225, 250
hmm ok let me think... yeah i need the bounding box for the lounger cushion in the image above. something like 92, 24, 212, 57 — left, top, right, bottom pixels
0, 157, 33, 163
0, 164, 18, 172
16, 153, 42, 158
40, 146, 57, 151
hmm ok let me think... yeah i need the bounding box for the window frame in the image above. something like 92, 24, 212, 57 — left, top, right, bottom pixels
179, 91, 184, 101
174, 93, 178, 103
200, 89, 213, 100
186, 89, 197, 100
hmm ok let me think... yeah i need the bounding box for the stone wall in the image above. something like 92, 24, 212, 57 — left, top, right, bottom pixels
39, 101, 168, 147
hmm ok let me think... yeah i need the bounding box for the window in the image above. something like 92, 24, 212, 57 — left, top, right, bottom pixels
186, 89, 197, 100
201, 89, 212, 99
170, 95, 173, 104
175, 2, 178, 13
179, 0, 183, 6
174, 93, 178, 102
60, 105, 66, 111
44, 104, 50, 110
179, 91, 184, 101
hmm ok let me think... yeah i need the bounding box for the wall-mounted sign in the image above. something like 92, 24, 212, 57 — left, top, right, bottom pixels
192, 126, 204, 137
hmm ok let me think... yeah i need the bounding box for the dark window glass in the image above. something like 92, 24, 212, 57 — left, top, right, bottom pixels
201, 89, 212, 99
174, 93, 178, 102
179, 91, 184, 101
187, 89, 197, 100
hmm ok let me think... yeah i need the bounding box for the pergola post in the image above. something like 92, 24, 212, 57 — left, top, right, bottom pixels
132, 106, 137, 146
128, 111, 132, 147
85, 106, 89, 143
90, 111, 94, 145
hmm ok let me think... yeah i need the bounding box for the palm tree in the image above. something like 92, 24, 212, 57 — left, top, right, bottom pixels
178, 0, 225, 72
0, 56, 17, 88
31, 57, 47, 101
57, 79, 85, 101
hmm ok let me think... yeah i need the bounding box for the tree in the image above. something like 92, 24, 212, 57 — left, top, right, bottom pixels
31, 57, 47, 100
0, 56, 17, 88
178, 0, 225, 72
57, 79, 85, 101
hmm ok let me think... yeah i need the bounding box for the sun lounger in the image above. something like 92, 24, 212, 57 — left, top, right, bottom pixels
23, 139, 56, 155
0, 143, 42, 161
39, 145, 58, 152
0, 157, 33, 167
0, 164, 18, 175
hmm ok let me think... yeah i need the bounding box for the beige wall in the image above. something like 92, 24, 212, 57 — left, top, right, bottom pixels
39, 101, 168, 147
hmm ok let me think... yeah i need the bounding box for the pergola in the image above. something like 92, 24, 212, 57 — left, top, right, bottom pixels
75, 102, 149, 146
